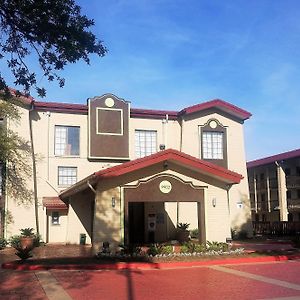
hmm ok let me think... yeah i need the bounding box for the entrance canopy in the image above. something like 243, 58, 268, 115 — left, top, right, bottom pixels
60, 149, 243, 200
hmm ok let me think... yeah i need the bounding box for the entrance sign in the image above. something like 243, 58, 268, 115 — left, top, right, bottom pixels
159, 180, 172, 194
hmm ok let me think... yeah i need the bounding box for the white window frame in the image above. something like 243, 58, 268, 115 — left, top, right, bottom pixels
54, 125, 80, 156
135, 130, 157, 158
58, 166, 77, 187
202, 131, 224, 159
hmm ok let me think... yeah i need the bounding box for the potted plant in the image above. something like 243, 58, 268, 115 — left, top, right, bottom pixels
176, 222, 190, 243
20, 228, 35, 249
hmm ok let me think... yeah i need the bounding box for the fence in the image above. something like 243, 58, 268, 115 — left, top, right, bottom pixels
253, 221, 300, 236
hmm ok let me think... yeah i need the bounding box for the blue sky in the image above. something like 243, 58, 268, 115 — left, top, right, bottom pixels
2, 0, 300, 161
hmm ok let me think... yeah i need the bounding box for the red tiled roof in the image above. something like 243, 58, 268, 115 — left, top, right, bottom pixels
247, 148, 300, 169
42, 197, 68, 210
178, 99, 251, 120
95, 149, 243, 183
0, 88, 34, 105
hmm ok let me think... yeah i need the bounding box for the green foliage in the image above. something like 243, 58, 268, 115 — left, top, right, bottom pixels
9, 234, 35, 260
20, 227, 34, 237
9, 235, 21, 248
0, 237, 7, 249
180, 241, 206, 253
0, 0, 107, 96
206, 241, 229, 252
231, 228, 248, 240
119, 244, 142, 255
190, 228, 199, 239
147, 244, 173, 256
0, 100, 33, 205
33, 233, 41, 247
177, 222, 190, 230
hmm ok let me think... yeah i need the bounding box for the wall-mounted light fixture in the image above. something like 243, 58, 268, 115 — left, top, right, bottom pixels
112, 197, 116, 208
212, 198, 216, 207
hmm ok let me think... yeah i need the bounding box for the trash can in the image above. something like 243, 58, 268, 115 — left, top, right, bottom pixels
79, 233, 86, 245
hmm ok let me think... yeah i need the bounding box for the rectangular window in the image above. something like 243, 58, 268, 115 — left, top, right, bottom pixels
135, 130, 157, 158
285, 168, 291, 176
58, 167, 77, 186
55, 126, 80, 156
202, 131, 223, 159
51, 211, 60, 225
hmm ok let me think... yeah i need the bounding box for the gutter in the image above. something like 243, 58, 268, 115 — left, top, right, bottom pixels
59, 174, 97, 199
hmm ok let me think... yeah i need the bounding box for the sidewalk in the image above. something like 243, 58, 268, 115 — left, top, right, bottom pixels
1, 241, 300, 300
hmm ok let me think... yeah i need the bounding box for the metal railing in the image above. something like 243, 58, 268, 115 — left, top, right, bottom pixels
253, 221, 300, 236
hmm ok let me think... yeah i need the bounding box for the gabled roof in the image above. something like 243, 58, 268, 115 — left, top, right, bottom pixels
94, 149, 243, 181
247, 148, 300, 169
178, 99, 251, 120
60, 149, 243, 199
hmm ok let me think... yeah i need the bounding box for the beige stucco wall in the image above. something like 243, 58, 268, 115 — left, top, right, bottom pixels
4, 98, 251, 244
181, 112, 252, 236
92, 169, 233, 246
65, 193, 93, 244
129, 118, 181, 158
46, 209, 68, 243
93, 187, 122, 252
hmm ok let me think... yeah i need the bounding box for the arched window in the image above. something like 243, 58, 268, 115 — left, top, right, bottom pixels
200, 119, 227, 168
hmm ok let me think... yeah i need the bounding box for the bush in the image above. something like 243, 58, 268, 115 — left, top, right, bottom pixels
190, 229, 199, 239
9, 235, 21, 248
0, 237, 7, 250
119, 244, 142, 255
206, 241, 229, 252
147, 244, 173, 256
33, 233, 42, 247
231, 228, 248, 240
20, 227, 35, 237
180, 241, 206, 253
9, 235, 35, 260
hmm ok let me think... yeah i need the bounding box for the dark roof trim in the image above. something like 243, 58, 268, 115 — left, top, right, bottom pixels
33, 98, 251, 121
94, 148, 243, 182
178, 99, 251, 120
60, 149, 243, 199
247, 148, 300, 168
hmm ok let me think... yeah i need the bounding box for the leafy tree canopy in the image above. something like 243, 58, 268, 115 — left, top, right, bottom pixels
0, 0, 107, 97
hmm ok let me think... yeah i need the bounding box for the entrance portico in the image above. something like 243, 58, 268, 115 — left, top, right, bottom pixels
59, 149, 243, 251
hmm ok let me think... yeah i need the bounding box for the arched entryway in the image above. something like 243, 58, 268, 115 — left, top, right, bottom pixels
124, 174, 206, 244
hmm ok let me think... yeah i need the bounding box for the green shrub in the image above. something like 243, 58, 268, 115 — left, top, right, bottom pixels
206, 241, 229, 252
119, 244, 142, 255
20, 227, 35, 237
190, 229, 199, 239
147, 244, 173, 256
0, 237, 7, 250
33, 233, 41, 247
9, 235, 21, 248
180, 241, 206, 253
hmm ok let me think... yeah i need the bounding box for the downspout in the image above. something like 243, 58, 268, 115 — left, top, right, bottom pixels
226, 184, 233, 238
177, 115, 184, 224
29, 103, 39, 235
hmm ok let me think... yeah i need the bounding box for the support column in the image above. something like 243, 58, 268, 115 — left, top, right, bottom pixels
266, 168, 271, 213
276, 162, 288, 221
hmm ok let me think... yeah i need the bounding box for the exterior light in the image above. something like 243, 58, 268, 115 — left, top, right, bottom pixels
212, 198, 216, 207
112, 197, 116, 208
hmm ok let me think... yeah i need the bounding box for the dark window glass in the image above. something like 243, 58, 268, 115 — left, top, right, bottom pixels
285, 168, 291, 176
55, 126, 80, 156
51, 211, 60, 225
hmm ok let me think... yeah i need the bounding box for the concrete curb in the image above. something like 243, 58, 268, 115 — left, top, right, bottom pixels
2, 254, 300, 271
